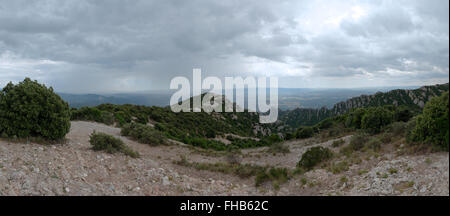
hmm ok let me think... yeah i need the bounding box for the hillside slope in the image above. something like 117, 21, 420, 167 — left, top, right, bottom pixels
0, 121, 447, 195
280, 83, 449, 128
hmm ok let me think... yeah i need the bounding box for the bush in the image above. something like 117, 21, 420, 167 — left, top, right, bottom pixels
316, 118, 334, 130
89, 131, 139, 158
266, 134, 283, 143
268, 142, 290, 154
296, 126, 315, 139
387, 121, 407, 136
0, 78, 71, 140
284, 132, 295, 140
366, 137, 382, 152
114, 111, 132, 126
255, 167, 289, 187
379, 133, 392, 143
345, 108, 367, 129
361, 107, 394, 134
409, 92, 449, 151
71, 107, 115, 125
225, 149, 242, 164
331, 139, 345, 148
341, 133, 369, 154
121, 122, 167, 146
394, 106, 414, 122
298, 146, 333, 170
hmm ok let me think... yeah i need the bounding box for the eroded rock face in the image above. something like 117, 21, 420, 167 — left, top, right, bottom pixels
281, 83, 449, 127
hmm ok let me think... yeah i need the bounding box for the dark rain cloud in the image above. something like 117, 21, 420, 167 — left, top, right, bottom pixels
0, 0, 448, 92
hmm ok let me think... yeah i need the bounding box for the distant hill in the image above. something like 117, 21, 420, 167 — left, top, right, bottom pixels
280, 83, 449, 128
59, 87, 411, 110
58, 92, 172, 108
62, 83, 449, 129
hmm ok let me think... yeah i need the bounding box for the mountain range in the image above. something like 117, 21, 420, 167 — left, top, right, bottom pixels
279, 83, 449, 127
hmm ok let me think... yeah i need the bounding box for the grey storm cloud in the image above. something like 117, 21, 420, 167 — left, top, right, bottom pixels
0, 0, 448, 93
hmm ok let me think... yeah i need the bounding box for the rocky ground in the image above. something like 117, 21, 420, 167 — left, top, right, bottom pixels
0, 121, 448, 196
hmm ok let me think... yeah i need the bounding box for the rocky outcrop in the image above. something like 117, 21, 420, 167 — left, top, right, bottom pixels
280, 83, 449, 127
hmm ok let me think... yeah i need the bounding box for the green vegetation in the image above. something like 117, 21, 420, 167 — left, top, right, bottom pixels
298, 146, 333, 170
57, 79, 450, 155
328, 161, 349, 174
366, 137, 382, 152
344, 105, 413, 134
280, 83, 447, 128
409, 92, 449, 151
255, 167, 289, 187
70, 101, 284, 151
70, 107, 115, 125
0, 78, 71, 140
341, 133, 369, 154
361, 107, 394, 134
120, 122, 167, 146
296, 126, 315, 139
174, 157, 290, 188
389, 168, 398, 174
345, 108, 367, 129
174, 158, 264, 178
331, 139, 345, 148
267, 142, 290, 154
89, 131, 139, 158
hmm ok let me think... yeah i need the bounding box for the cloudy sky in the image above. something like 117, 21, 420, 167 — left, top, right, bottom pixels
0, 0, 448, 93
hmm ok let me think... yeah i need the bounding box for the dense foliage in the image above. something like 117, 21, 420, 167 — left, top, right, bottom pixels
344, 105, 414, 134
360, 107, 394, 134
0, 78, 71, 140
280, 83, 448, 128
295, 126, 315, 139
121, 122, 167, 146
89, 131, 139, 158
409, 92, 449, 151
70, 102, 282, 150
297, 146, 333, 170
70, 107, 115, 125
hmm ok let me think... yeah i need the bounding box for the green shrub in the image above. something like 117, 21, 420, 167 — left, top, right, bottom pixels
316, 118, 334, 130
121, 122, 167, 146
361, 107, 394, 134
331, 139, 345, 148
296, 126, 315, 139
0, 78, 71, 140
394, 106, 414, 122
268, 142, 290, 154
100, 111, 115, 125
409, 92, 449, 151
345, 108, 367, 129
114, 111, 132, 126
284, 132, 295, 140
298, 146, 333, 170
255, 167, 289, 187
173, 158, 277, 186
328, 161, 349, 174
266, 134, 283, 143
71, 107, 115, 125
387, 121, 407, 136
366, 137, 382, 152
341, 133, 369, 154
379, 133, 392, 143
71, 107, 101, 121
89, 131, 139, 158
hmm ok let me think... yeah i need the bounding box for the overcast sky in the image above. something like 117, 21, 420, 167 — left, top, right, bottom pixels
0, 0, 448, 93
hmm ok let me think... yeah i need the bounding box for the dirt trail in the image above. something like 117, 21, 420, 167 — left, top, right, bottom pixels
0, 121, 448, 196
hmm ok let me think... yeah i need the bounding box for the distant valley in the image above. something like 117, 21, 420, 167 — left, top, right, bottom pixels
58, 86, 420, 110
